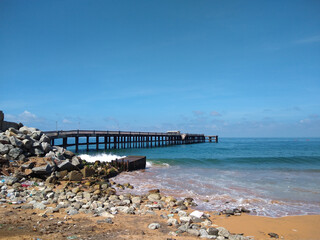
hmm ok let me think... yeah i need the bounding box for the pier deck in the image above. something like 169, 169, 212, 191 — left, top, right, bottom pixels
43, 130, 216, 152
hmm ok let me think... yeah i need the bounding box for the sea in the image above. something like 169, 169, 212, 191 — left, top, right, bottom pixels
73, 138, 320, 218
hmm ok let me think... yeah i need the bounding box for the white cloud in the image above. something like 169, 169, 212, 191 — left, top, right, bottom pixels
192, 110, 205, 116
5, 110, 40, 123
62, 119, 73, 124
295, 35, 320, 44
210, 111, 221, 117
20, 110, 37, 120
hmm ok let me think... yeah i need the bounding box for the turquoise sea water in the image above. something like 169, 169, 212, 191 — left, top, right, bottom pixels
77, 138, 320, 217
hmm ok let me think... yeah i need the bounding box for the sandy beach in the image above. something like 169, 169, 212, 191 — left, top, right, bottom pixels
1, 203, 320, 240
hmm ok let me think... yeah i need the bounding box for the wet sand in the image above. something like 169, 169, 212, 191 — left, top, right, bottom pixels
213, 214, 320, 240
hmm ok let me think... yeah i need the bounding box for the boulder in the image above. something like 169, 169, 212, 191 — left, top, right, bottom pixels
0, 135, 10, 144
9, 136, 23, 148
58, 160, 77, 172
81, 165, 95, 178
0, 144, 9, 155
8, 147, 23, 159
31, 131, 42, 140
41, 142, 52, 153
39, 134, 50, 143
71, 156, 82, 167
68, 171, 83, 181
63, 150, 75, 159
19, 126, 31, 135
32, 164, 52, 175
22, 139, 33, 149
31, 148, 45, 156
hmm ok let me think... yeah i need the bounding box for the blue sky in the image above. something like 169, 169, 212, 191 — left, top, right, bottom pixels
1, 0, 319, 137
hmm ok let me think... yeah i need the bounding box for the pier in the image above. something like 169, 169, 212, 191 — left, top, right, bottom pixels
43, 130, 216, 152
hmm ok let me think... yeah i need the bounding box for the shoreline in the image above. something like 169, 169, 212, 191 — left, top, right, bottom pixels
1, 126, 320, 239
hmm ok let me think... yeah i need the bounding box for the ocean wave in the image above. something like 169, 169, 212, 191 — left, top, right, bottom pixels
146, 161, 170, 168
78, 153, 125, 163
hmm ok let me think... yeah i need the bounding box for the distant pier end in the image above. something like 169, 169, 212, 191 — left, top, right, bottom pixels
206, 135, 219, 143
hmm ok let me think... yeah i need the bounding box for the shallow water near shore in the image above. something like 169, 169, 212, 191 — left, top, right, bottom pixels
77, 138, 320, 217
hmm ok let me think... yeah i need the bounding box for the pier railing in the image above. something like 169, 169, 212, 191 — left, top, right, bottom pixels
43, 130, 211, 152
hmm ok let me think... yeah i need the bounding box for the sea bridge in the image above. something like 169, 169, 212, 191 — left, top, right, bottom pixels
44, 130, 218, 152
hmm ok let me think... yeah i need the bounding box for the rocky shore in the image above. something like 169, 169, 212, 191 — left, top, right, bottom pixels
0, 125, 302, 240
0, 125, 257, 239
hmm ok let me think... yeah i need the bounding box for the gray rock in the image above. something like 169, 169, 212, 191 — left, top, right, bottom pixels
225, 209, 234, 215
200, 229, 218, 239
19, 126, 31, 134
39, 134, 50, 143
148, 193, 161, 201
41, 142, 52, 153
0, 144, 9, 155
180, 216, 192, 224
148, 223, 160, 230
63, 150, 75, 159
33, 202, 46, 210
31, 131, 42, 140
31, 147, 44, 156
58, 160, 77, 171
131, 196, 141, 204
268, 232, 279, 238
229, 235, 247, 240
21, 204, 34, 210
217, 227, 230, 238
71, 156, 82, 167
0, 135, 10, 144
187, 228, 200, 236
178, 223, 189, 232
97, 218, 113, 224
8, 147, 23, 159
178, 210, 188, 217
208, 227, 219, 236
67, 208, 79, 215
9, 136, 23, 148
32, 164, 52, 175
22, 139, 33, 149
167, 218, 179, 226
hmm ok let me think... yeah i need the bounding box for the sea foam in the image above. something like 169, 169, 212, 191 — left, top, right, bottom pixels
78, 153, 125, 163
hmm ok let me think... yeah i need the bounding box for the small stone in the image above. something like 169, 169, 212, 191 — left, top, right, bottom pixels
167, 218, 178, 226
131, 196, 141, 204
268, 232, 279, 238
217, 227, 230, 238
148, 223, 160, 230
180, 216, 192, 224
178, 223, 189, 232
207, 227, 219, 236
68, 208, 79, 215
97, 218, 113, 224
187, 228, 200, 236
